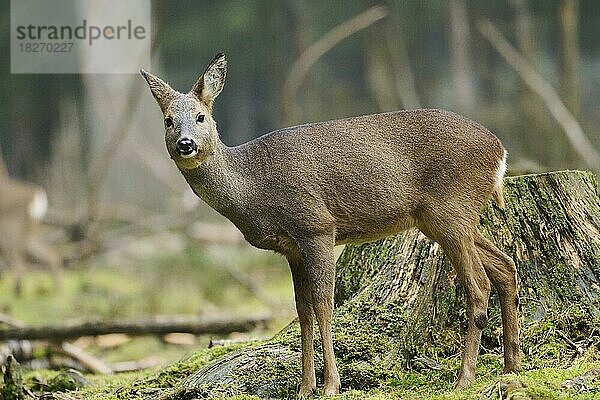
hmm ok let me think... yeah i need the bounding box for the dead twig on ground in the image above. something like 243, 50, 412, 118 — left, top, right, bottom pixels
53, 342, 113, 375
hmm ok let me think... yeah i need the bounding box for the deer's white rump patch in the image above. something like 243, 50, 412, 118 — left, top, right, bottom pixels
495, 149, 507, 191
29, 189, 48, 221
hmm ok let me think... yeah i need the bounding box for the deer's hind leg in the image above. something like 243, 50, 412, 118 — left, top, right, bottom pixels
0, 221, 27, 296
474, 229, 521, 373
419, 218, 491, 388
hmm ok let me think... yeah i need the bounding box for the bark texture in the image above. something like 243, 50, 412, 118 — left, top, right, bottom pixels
150, 170, 600, 399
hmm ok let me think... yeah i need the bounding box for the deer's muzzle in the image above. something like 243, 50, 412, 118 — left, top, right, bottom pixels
176, 138, 198, 158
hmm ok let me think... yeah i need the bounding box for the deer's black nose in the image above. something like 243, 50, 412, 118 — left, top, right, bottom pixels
176, 138, 198, 156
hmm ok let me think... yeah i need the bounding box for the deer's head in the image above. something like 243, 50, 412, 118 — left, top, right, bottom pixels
140, 53, 226, 170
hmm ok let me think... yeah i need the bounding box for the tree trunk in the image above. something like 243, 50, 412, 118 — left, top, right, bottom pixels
448, 0, 475, 113
510, 0, 555, 167
364, 29, 399, 112
558, 0, 580, 120
147, 171, 600, 399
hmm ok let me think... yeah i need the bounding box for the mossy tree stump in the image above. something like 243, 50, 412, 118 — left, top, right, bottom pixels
153, 170, 600, 399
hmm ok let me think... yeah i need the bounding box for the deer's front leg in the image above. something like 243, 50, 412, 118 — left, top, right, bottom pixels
9, 249, 26, 296
298, 235, 340, 396
289, 258, 316, 397
27, 237, 63, 291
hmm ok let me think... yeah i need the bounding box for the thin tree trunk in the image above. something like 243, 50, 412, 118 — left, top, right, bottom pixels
449, 0, 475, 112
510, 0, 554, 166
364, 30, 399, 112
559, 0, 580, 119
386, 24, 421, 110
0, 142, 7, 179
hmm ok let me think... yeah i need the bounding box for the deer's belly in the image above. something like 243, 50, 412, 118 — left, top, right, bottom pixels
334, 214, 416, 245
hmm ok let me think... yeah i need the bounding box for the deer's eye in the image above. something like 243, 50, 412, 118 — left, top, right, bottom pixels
196, 113, 205, 123
164, 117, 174, 128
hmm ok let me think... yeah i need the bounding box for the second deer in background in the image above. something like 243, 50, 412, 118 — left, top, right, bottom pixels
0, 149, 62, 295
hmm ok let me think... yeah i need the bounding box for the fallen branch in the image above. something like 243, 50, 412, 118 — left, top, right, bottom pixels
0, 314, 25, 328
0, 315, 270, 341
556, 329, 585, 355
55, 342, 113, 375
110, 356, 162, 373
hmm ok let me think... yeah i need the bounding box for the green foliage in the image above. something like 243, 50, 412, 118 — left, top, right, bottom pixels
0, 243, 289, 326
0, 242, 294, 398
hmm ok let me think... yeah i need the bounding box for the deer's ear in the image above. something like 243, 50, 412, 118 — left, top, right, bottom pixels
140, 69, 177, 113
191, 53, 227, 107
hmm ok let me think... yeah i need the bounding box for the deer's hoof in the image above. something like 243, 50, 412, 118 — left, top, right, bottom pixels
503, 360, 521, 374
297, 382, 315, 398
323, 379, 341, 396
474, 312, 488, 329
454, 373, 475, 389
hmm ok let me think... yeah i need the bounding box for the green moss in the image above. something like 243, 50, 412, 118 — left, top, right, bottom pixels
238, 349, 301, 398
43, 369, 90, 392
14, 318, 600, 400
0, 356, 24, 400
142, 343, 252, 390
166, 382, 246, 399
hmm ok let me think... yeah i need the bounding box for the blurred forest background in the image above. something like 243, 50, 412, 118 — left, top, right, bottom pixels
0, 0, 599, 373
2, 0, 600, 209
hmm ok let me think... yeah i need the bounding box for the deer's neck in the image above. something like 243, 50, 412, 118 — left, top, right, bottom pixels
180, 141, 252, 225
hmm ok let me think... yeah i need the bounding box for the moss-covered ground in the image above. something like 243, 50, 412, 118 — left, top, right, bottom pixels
0, 241, 294, 365
0, 240, 297, 398
15, 344, 600, 399
2, 172, 600, 400
7, 294, 600, 399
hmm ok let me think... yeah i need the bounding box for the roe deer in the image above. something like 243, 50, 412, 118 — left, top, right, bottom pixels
141, 53, 520, 396
0, 151, 62, 295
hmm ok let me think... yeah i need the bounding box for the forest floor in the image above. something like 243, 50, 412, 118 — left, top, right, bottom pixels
11, 334, 600, 399
1, 237, 600, 399
0, 238, 294, 377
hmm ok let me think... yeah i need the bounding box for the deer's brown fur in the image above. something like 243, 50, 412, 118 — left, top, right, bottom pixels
0, 162, 62, 295
141, 53, 520, 396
